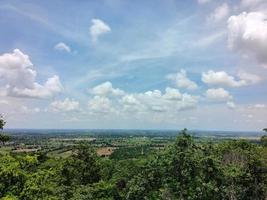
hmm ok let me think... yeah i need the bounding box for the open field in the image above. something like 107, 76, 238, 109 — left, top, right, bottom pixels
0, 129, 265, 160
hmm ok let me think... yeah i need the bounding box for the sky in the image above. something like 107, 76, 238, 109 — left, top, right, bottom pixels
0, 0, 267, 131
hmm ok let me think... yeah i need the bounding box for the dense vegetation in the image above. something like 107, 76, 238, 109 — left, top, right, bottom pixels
0, 129, 266, 200
1, 116, 267, 199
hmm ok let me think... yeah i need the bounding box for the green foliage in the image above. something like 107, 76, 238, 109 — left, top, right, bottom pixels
110, 145, 154, 160
20, 169, 58, 200
0, 115, 6, 130
125, 130, 267, 200
0, 134, 10, 145
59, 144, 100, 186
70, 181, 120, 200
0, 130, 266, 199
0, 155, 26, 198
1, 194, 18, 200
261, 135, 267, 147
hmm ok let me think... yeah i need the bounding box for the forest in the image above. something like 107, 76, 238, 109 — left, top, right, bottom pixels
0, 116, 267, 199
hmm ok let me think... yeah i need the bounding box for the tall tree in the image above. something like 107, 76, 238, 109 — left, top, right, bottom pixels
0, 115, 6, 130
0, 115, 10, 145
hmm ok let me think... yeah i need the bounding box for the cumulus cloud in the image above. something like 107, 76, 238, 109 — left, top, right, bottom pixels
208, 3, 230, 22
54, 42, 71, 53
0, 49, 62, 98
201, 70, 261, 87
163, 87, 182, 100
166, 69, 198, 90
228, 12, 267, 67
90, 19, 111, 42
90, 81, 124, 96
227, 101, 236, 109
121, 94, 140, 105
121, 88, 198, 113
87, 82, 198, 115
126, 87, 198, 113
205, 88, 232, 102
50, 98, 80, 112
120, 94, 145, 113
88, 96, 114, 113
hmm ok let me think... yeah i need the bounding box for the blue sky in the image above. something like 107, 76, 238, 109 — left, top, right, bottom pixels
0, 0, 267, 131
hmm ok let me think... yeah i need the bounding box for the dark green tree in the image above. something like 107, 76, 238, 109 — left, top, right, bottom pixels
60, 144, 100, 186
262, 128, 267, 147
0, 115, 5, 130
261, 135, 267, 147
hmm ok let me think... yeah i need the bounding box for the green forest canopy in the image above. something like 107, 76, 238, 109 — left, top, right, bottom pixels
0, 129, 267, 200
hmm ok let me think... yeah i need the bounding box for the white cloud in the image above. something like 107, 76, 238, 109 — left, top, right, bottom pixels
227, 101, 236, 109
50, 98, 80, 112
11, 75, 62, 98
88, 96, 114, 113
254, 104, 266, 108
237, 71, 261, 84
240, 0, 265, 7
54, 42, 71, 53
121, 94, 140, 105
228, 12, 267, 67
198, 0, 212, 4
205, 88, 232, 102
166, 69, 198, 90
20, 106, 41, 114
120, 94, 145, 113
208, 3, 230, 22
163, 87, 182, 100
0, 49, 63, 98
90, 81, 124, 96
90, 19, 111, 42
122, 88, 198, 113
87, 83, 198, 115
201, 70, 260, 87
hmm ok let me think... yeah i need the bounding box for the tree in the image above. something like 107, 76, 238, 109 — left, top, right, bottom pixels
0, 115, 6, 130
260, 135, 267, 147
0, 115, 10, 146
261, 129, 267, 147
0, 155, 26, 197
59, 144, 100, 186
0, 134, 11, 146
70, 181, 120, 200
